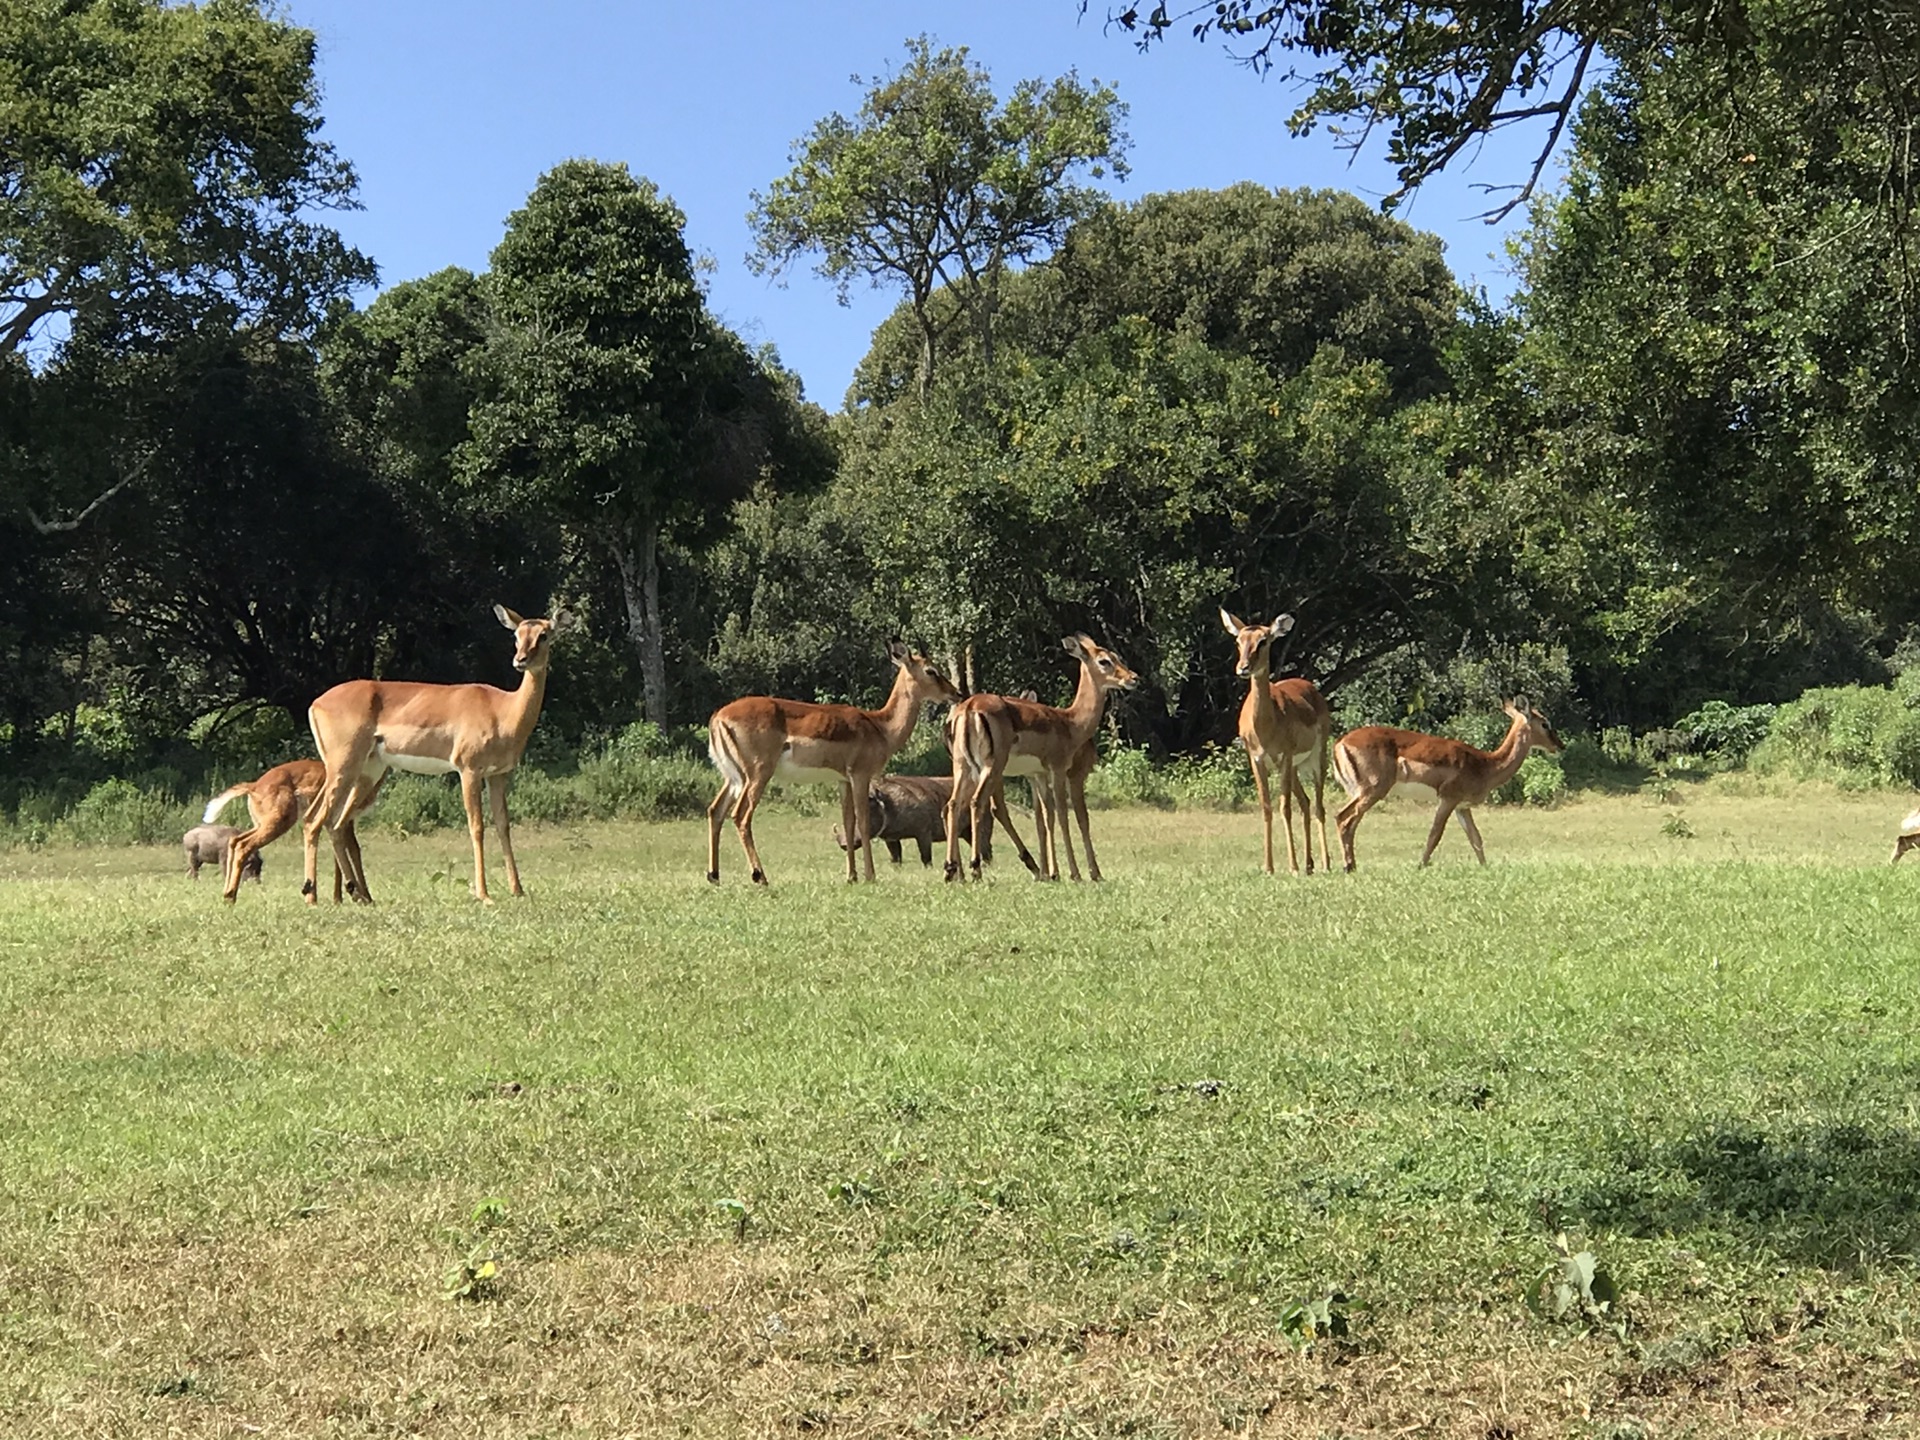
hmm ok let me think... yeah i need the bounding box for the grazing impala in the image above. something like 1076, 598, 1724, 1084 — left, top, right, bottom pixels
203, 757, 382, 904
707, 640, 962, 884
1221, 608, 1332, 875
304, 605, 571, 903
945, 634, 1139, 883
1332, 698, 1563, 871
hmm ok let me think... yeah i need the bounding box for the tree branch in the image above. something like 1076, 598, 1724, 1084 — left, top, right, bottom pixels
24, 453, 152, 534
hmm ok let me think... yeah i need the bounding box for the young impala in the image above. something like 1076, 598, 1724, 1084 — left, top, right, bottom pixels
707, 640, 961, 884
1221, 608, 1332, 875
1332, 698, 1563, 870
202, 757, 382, 904
304, 605, 571, 903
945, 634, 1139, 882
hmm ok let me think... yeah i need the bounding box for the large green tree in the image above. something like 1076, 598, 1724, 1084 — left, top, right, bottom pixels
463, 161, 817, 724
1, 0, 372, 528
1113, 1, 1916, 223
749, 35, 1128, 396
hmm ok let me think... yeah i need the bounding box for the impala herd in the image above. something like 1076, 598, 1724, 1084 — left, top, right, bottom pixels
199, 602, 1569, 903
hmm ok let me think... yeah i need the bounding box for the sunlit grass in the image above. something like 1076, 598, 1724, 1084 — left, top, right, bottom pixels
3, 785, 1918, 1435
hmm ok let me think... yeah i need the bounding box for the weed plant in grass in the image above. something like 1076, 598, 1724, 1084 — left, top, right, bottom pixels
3, 788, 1920, 1435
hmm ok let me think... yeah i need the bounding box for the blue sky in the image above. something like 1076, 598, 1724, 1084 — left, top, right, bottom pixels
295, 1, 1546, 410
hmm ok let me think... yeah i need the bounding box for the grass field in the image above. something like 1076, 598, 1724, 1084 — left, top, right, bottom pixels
5, 782, 1920, 1437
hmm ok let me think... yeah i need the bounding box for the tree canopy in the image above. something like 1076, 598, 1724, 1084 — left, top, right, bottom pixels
749, 35, 1128, 396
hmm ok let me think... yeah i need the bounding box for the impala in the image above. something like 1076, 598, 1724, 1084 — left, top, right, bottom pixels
304, 605, 571, 903
945, 634, 1139, 882
202, 757, 381, 904
707, 639, 962, 884
1332, 698, 1563, 871
1220, 608, 1332, 875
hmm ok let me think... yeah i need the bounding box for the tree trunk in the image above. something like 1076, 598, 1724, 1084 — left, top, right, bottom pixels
613, 519, 669, 724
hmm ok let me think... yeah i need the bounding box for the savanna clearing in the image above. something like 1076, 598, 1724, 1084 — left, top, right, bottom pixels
5, 785, 1920, 1438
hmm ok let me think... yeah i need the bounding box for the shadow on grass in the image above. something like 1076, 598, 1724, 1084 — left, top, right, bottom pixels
1579, 1119, 1920, 1269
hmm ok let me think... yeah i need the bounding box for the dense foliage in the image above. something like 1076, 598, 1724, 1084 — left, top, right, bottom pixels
8, 6, 1920, 824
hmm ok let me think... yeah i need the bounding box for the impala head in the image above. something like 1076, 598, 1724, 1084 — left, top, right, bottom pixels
496, 604, 576, 674
887, 639, 963, 705
1219, 608, 1296, 679
1503, 695, 1565, 755
1062, 633, 1140, 693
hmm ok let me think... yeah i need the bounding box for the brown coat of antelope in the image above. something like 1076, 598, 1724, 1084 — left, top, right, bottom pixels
1220, 608, 1332, 874
1332, 698, 1563, 871
202, 757, 380, 904
707, 640, 962, 884
305, 605, 571, 904
945, 634, 1139, 882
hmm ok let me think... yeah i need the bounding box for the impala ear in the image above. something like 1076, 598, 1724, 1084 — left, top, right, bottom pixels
1268, 613, 1295, 637
886, 637, 909, 664
1061, 635, 1082, 656
495, 603, 523, 630
550, 609, 578, 635
1219, 608, 1244, 637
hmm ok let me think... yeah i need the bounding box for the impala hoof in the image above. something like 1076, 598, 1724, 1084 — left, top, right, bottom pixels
300, 879, 315, 897
751, 869, 767, 886
706, 870, 720, 884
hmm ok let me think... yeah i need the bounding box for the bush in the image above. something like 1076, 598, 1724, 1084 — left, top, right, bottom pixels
1087, 746, 1172, 809
1750, 683, 1920, 787
1672, 700, 1776, 762
58, 779, 186, 846
1164, 743, 1255, 809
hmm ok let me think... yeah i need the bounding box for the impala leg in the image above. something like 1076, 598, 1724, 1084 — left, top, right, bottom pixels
1419, 800, 1458, 868
943, 770, 971, 882
1312, 734, 1332, 875
488, 774, 524, 896
1287, 756, 1314, 875
1051, 770, 1083, 882
1457, 807, 1488, 865
733, 776, 773, 885
1279, 753, 1301, 874
707, 779, 738, 883
987, 783, 1042, 877
1031, 779, 1052, 878
852, 773, 878, 882
303, 773, 354, 907
1334, 790, 1380, 873
460, 769, 492, 901
1071, 774, 1102, 882
970, 761, 1009, 881
1250, 755, 1274, 875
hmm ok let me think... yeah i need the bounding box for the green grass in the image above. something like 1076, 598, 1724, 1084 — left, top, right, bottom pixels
4, 784, 1920, 1436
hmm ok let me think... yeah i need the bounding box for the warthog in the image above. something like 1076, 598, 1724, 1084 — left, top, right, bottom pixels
183, 823, 261, 882
832, 774, 973, 867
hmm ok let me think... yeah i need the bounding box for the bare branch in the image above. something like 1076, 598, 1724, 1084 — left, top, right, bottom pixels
23, 453, 152, 534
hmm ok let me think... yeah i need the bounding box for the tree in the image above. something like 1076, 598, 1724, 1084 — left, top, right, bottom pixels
1, 0, 373, 528
1112, 2, 1917, 224
850, 184, 1459, 406
1512, 38, 1920, 716
749, 35, 1128, 395
463, 161, 806, 724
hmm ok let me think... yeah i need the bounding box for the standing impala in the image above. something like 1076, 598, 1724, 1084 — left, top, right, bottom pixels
707, 640, 961, 885
1221, 608, 1332, 875
945, 634, 1139, 883
304, 605, 572, 903
1332, 697, 1563, 871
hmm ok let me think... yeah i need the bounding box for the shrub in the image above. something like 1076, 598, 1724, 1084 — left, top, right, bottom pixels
1087, 746, 1172, 809
1164, 743, 1254, 809
58, 779, 185, 846
1672, 700, 1776, 762
367, 775, 467, 836
1750, 683, 1920, 787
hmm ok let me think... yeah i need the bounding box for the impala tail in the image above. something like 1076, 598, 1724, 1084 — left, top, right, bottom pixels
202, 784, 250, 825
1330, 738, 1361, 798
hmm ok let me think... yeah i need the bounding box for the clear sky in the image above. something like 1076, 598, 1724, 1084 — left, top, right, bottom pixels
293, 1, 1543, 410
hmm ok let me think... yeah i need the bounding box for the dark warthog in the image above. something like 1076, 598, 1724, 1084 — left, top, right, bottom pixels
832, 774, 973, 867
183, 824, 261, 882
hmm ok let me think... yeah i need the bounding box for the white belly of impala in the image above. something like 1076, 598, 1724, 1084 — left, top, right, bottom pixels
374, 741, 457, 776
774, 758, 847, 786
